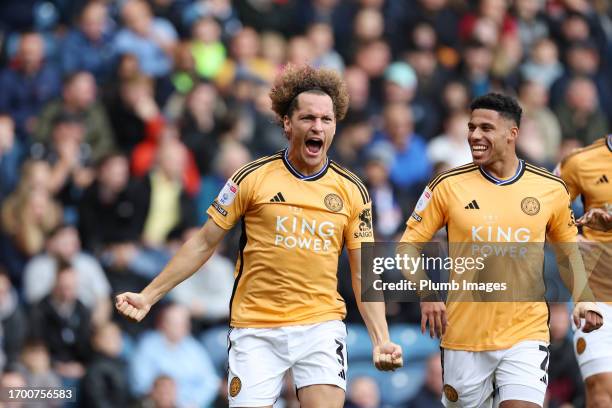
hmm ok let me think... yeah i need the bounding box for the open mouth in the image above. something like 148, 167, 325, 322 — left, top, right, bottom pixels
471, 144, 488, 153
305, 138, 324, 155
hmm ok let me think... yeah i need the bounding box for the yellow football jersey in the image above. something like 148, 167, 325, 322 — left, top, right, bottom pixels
402, 160, 577, 351
558, 136, 612, 301
207, 150, 374, 328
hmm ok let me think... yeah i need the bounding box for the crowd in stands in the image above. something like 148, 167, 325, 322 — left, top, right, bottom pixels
0, 0, 610, 406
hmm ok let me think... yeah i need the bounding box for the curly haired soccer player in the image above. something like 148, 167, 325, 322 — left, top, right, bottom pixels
115, 65, 402, 408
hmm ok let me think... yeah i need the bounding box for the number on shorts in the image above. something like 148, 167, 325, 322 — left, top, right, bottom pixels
335, 339, 346, 380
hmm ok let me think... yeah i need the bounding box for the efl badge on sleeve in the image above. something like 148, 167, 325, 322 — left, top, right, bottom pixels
218, 180, 238, 206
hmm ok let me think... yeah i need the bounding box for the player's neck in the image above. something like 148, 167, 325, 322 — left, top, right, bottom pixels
286, 149, 327, 176
481, 155, 520, 180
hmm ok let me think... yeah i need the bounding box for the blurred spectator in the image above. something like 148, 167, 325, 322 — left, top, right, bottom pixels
33, 71, 116, 163
0, 268, 26, 370
547, 303, 584, 408
353, 7, 385, 45
461, 39, 494, 97
550, 39, 612, 121
520, 38, 564, 90
59, 2, 117, 83
29, 260, 92, 380
78, 153, 149, 255
177, 82, 224, 174
81, 322, 129, 408
182, 0, 242, 40
1, 161, 62, 279
260, 31, 288, 68
329, 112, 373, 173
401, 0, 461, 51
169, 228, 234, 328
140, 136, 198, 247
235, 0, 298, 36
0, 370, 27, 407
344, 66, 373, 115
363, 143, 404, 240
105, 74, 153, 155
0, 32, 61, 138
286, 35, 315, 67
427, 111, 472, 168
131, 108, 201, 197
129, 304, 219, 408
197, 140, 251, 224
135, 374, 178, 408
408, 353, 444, 407
164, 43, 199, 120
31, 113, 95, 222
345, 376, 381, 408
307, 23, 344, 72
190, 16, 227, 81
0, 114, 21, 203
518, 80, 561, 166
383, 61, 440, 139
375, 103, 431, 193
438, 80, 470, 118
515, 0, 550, 52
555, 76, 609, 145
114, 0, 178, 78
215, 27, 275, 91
459, 0, 517, 47
23, 224, 111, 325
16, 339, 62, 407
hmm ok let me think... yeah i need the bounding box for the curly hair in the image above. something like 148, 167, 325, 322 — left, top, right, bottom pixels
470, 93, 522, 127
269, 64, 349, 123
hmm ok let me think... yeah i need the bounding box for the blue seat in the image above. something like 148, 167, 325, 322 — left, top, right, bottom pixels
346, 324, 373, 362
390, 324, 439, 361
200, 326, 230, 374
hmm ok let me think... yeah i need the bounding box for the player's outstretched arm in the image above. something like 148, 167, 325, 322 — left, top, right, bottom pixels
577, 208, 612, 232
115, 218, 228, 322
348, 248, 403, 371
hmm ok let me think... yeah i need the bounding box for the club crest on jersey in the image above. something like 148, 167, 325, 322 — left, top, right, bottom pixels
576, 337, 586, 355
521, 197, 540, 216
218, 180, 238, 206
229, 376, 242, 397
443, 384, 459, 402
324, 193, 343, 212
415, 187, 432, 213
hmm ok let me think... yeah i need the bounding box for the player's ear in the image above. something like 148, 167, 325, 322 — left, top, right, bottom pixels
508, 125, 519, 143
283, 115, 291, 139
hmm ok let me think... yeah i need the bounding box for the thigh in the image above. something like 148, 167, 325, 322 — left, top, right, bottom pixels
441, 348, 498, 408
585, 373, 612, 408
574, 303, 612, 379
291, 320, 348, 393
227, 328, 290, 408
297, 384, 345, 408
494, 341, 548, 408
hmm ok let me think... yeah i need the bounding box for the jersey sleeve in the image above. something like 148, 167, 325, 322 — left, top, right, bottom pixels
206, 172, 253, 230
558, 157, 581, 201
344, 190, 374, 250
401, 182, 448, 243
546, 186, 578, 242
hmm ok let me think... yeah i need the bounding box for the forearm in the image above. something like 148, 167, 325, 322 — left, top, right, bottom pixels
355, 295, 390, 346
141, 232, 215, 305
556, 243, 595, 302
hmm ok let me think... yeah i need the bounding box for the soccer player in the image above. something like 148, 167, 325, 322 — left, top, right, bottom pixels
400, 93, 602, 408
115, 65, 402, 408
557, 135, 612, 407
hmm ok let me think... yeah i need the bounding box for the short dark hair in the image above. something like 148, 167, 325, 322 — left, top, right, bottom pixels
470, 93, 522, 127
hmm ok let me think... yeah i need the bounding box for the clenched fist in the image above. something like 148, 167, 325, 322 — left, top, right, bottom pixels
373, 342, 403, 371
115, 292, 152, 322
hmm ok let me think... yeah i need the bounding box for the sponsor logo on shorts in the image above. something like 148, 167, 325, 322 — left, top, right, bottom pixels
212, 200, 228, 216
229, 376, 242, 397
443, 384, 458, 402
324, 193, 343, 212
576, 337, 586, 355
521, 197, 540, 216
